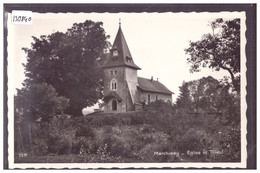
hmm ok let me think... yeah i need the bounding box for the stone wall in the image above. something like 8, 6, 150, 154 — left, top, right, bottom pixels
103, 67, 138, 112
139, 90, 172, 104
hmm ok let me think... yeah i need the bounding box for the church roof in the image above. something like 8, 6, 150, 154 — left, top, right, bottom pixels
104, 91, 123, 103
102, 26, 141, 70
137, 77, 174, 95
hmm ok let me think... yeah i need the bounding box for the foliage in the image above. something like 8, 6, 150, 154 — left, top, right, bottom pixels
15, 83, 69, 123
75, 125, 94, 138
30, 115, 74, 155
215, 126, 241, 161
15, 77, 241, 162
22, 20, 111, 116
143, 100, 175, 134
185, 18, 240, 92
136, 130, 174, 162
144, 99, 174, 114
173, 76, 240, 161
176, 76, 240, 125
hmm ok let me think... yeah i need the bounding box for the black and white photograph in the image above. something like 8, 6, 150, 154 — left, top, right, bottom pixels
4, 4, 255, 169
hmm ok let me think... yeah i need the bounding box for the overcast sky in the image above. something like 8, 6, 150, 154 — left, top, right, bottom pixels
9, 12, 244, 103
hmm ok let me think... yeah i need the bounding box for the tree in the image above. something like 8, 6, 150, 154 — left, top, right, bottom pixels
176, 76, 240, 125
185, 18, 240, 92
14, 83, 69, 154
15, 83, 69, 123
174, 77, 240, 161
22, 20, 111, 116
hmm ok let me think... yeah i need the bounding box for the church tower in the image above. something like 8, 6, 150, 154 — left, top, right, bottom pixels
102, 21, 141, 112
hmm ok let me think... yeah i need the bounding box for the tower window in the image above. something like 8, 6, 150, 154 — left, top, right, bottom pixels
156, 95, 158, 100
111, 79, 117, 91
113, 50, 118, 56
115, 70, 117, 75
148, 94, 150, 104
126, 56, 132, 62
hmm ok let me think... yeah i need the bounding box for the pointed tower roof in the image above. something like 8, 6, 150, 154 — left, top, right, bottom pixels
103, 23, 141, 70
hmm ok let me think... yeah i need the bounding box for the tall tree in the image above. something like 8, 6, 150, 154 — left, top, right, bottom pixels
14, 83, 69, 153
175, 77, 240, 161
185, 18, 240, 92
176, 76, 240, 125
22, 20, 110, 116
15, 83, 69, 123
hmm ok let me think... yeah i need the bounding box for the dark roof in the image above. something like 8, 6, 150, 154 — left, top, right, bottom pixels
104, 91, 123, 103
102, 26, 141, 70
138, 77, 173, 95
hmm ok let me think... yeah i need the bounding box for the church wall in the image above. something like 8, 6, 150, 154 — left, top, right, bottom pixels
104, 99, 125, 113
125, 90, 134, 111
125, 67, 138, 107
103, 67, 132, 112
125, 68, 138, 83
139, 91, 172, 104
104, 67, 124, 95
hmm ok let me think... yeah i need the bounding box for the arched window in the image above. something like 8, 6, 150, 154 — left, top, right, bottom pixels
112, 99, 117, 110
111, 79, 117, 91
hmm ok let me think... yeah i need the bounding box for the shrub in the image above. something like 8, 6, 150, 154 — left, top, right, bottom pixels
178, 128, 212, 152
135, 131, 174, 162
144, 100, 174, 114
90, 115, 120, 127
72, 137, 98, 155
47, 131, 72, 155
212, 126, 241, 162
31, 138, 48, 156
102, 115, 120, 126
129, 113, 147, 125
75, 125, 94, 138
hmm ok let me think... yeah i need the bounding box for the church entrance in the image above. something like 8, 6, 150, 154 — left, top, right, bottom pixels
112, 99, 117, 111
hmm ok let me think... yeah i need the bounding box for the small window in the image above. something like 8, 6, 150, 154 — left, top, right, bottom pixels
156, 95, 158, 100
111, 71, 113, 75
115, 70, 117, 75
148, 94, 150, 104
113, 50, 118, 56
126, 56, 132, 63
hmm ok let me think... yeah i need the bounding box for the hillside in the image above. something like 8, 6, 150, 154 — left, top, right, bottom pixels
15, 101, 240, 163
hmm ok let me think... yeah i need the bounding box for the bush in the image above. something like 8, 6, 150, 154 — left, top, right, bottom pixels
72, 137, 98, 155
90, 115, 120, 127
144, 100, 174, 114
47, 129, 74, 155
129, 113, 147, 125
31, 138, 48, 156
212, 126, 241, 162
75, 125, 94, 138
135, 131, 175, 162
178, 128, 212, 152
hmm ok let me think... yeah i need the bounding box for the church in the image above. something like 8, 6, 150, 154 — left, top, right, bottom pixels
102, 23, 173, 113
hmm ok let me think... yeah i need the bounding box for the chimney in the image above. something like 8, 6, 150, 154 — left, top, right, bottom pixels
151, 76, 153, 81
157, 78, 159, 82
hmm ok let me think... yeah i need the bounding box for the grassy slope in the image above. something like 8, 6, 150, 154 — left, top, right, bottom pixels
16, 111, 180, 163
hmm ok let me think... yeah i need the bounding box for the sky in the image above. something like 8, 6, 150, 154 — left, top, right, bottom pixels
8, 12, 244, 110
